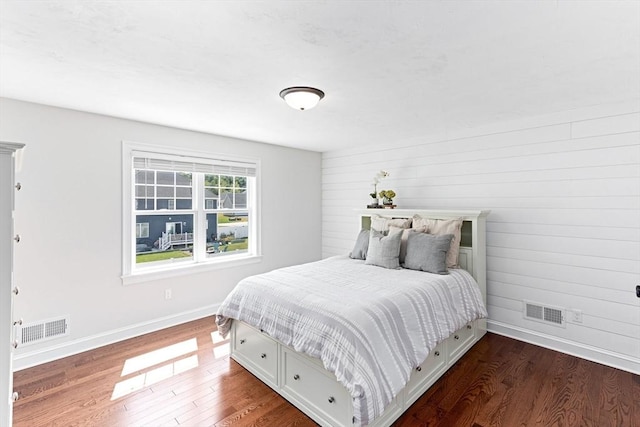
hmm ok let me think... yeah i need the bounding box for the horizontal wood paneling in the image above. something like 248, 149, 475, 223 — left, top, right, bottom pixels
322, 105, 640, 372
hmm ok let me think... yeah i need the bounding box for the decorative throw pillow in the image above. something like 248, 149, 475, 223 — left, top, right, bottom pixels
370, 214, 412, 232
389, 225, 426, 264
365, 230, 402, 269
349, 229, 370, 260
403, 232, 453, 274
412, 215, 463, 268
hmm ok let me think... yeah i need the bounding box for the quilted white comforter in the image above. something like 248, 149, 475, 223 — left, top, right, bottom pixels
216, 255, 487, 425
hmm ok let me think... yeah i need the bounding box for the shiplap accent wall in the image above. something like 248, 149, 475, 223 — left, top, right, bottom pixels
322, 101, 640, 374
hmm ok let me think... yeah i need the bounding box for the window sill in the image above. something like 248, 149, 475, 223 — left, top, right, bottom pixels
121, 254, 263, 286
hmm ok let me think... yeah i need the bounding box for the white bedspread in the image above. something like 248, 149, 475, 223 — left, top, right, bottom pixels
216, 256, 487, 425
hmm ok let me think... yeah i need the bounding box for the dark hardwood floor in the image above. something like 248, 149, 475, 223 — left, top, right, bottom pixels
13, 316, 639, 426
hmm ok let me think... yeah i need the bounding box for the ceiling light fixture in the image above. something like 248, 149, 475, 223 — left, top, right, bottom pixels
279, 86, 325, 111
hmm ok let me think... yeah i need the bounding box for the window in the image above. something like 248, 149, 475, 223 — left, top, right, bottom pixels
123, 141, 260, 283
136, 223, 149, 238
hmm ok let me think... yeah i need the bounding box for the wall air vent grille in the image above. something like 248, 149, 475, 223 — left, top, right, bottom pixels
524, 301, 565, 328
18, 316, 69, 346
526, 303, 543, 320
544, 307, 563, 325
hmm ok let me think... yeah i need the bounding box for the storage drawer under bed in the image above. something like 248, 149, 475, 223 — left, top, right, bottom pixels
448, 322, 476, 364
280, 347, 352, 427
232, 322, 278, 387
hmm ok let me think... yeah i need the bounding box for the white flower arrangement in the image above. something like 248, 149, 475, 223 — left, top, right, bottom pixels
370, 170, 389, 200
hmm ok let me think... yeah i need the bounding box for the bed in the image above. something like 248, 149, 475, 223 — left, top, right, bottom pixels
216, 209, 490, 426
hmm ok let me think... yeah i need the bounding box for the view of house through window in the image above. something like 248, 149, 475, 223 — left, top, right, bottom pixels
130, 153, 256, 271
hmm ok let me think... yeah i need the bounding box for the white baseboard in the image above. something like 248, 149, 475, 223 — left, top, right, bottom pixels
14, 304, 220, 371
14, 312, 638, 376
488, 320, 640, 375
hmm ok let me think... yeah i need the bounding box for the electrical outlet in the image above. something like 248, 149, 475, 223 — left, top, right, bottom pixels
165, 289, 172, 300
571, 309, 582, 323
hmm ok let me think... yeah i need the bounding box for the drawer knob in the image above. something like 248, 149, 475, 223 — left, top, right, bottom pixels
434, 351, 440, 357
467, 324, 472, 330
239, 339, 246, 344
260, 353, 266, 359
12, 341, 18, 349
15, 182, 22, 191
14, 234, 21, 243
416, 366, 422, 372
454, 335, 460, 340
293, 374, 300, 380
13, 318, 23, 326
11, 391, 19, 402
12, 286, 20, 296
328, 396, 335, 404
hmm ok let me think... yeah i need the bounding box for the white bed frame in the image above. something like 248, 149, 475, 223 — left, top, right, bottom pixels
230, 209, 490, 426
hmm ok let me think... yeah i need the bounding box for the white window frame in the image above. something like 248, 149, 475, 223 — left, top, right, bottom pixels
122, 141, 261, 285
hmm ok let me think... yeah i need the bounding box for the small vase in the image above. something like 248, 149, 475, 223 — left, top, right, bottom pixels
383, 198, 393, 205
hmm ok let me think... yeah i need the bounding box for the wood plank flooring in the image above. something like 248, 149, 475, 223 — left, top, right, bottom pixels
13, 316, 639, 426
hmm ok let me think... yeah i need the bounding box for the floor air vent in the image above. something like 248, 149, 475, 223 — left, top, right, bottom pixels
524, 301, 565, 327
18, 316, 69, 346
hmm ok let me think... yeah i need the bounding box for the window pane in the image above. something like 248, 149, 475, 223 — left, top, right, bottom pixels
135, 185, 155, 197
205, 174, 219, 186
206, 212, 249, 258
135, 170, 155, 184
234, 189, 247, 208
205, 199, 218, 210
136, 199, 155, 210
157, 186, 174, 197
176, 172, 192, 185
135, 214, 194, 266
176, 199, 192, 210
234, 176, 247, 188
220, 175, 234, 187
176, 187, 192, 198
157, 199, 170, 210
204, 187, 218, 198
157, 171, 175, 185
220, 189, 233, 208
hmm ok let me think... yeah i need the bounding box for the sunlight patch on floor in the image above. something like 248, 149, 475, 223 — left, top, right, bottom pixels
111, 337, 200, 401
111, 354, 199, 400
213, 343, 230, 358
211, 332, 230, 359
121, 338, 198, 376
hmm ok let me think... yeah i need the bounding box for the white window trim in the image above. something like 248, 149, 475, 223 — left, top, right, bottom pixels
121, 140, 262, 285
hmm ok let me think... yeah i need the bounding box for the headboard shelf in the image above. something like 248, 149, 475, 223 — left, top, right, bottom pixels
356, 208, 490, 308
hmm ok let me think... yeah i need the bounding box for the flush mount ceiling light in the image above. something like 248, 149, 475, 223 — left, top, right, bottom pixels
279, 86, 325, 111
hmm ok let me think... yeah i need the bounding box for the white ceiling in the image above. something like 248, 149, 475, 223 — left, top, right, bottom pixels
1, 1, 638, 152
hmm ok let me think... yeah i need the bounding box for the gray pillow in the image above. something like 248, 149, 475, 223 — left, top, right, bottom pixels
403, 232, 453, 274
365, 230, 402, 269
349, 229, 370, 260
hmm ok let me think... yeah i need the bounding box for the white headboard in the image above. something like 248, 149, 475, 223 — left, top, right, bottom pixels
357, 209, 490, 308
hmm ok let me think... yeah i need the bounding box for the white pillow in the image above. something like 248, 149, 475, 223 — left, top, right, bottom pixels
370, 214, 412, 232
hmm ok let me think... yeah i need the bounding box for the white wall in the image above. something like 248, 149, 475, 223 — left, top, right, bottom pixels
322, 100, 640, 374
0, 98, 322, 370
